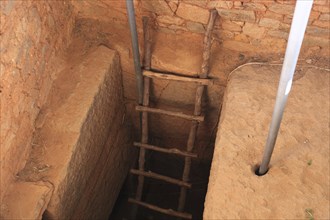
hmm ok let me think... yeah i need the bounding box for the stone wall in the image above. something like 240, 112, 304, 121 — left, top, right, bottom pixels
0, 0, 75, 203
151, 0, 329, 57
73, 0, 329, 63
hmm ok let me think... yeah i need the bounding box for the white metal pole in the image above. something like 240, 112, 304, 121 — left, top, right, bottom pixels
258, 0, 314, 175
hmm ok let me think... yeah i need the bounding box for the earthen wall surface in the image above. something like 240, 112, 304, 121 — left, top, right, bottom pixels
0, 0, 75, 203
204, 64, 329, 219
1, 46, 134, 220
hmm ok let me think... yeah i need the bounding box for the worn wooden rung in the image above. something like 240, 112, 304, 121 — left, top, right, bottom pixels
134, 142, 197, 158
128, 198, 192, 219
130, 169, 191, 188
143, 70, 213, 85
135, 106, 204, 122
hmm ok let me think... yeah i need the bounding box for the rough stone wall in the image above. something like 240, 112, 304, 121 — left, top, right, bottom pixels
150, 0, 329, 56
222, 0, 329, 55
72, 0, 329, 63
0, 0, 75, 203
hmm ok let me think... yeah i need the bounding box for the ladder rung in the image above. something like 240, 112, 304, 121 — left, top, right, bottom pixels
128, 198, 192, 219
143, 70, 213, 85
134, 142, 197, 158
130, 169, 191, 188
135, 106, 204, 122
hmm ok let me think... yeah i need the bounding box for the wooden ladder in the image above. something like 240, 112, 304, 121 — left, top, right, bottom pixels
129, 10, 218, 219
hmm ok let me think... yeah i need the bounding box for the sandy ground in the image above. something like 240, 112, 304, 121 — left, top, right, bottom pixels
204, 64, 329, 219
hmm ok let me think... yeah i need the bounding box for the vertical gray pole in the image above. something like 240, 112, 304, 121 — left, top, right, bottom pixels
126, 1, 143, 218
258, 0, 313, 175
126, 0, 143, 105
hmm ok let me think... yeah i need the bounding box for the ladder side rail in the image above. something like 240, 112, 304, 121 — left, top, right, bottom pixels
178, 9, 218, 212
131, 17, 152, 220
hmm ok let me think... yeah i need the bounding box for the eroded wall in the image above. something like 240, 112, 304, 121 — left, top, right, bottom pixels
0, 0, 75, 203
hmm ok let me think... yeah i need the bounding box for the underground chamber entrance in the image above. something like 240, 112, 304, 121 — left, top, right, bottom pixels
109, 127, 214, 220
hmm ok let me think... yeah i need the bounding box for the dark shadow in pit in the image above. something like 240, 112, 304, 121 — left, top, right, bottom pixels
109, 144, 215, 220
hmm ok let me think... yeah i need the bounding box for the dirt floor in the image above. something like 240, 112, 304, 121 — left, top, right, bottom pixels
204, 63, 330, 219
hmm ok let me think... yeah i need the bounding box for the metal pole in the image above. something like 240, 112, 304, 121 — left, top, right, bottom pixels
258, 0, 313, 175
126, 0, 143, 105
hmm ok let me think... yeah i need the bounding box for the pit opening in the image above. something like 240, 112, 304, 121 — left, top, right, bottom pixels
110, 100, 218, 219
254, 165, 269, 177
